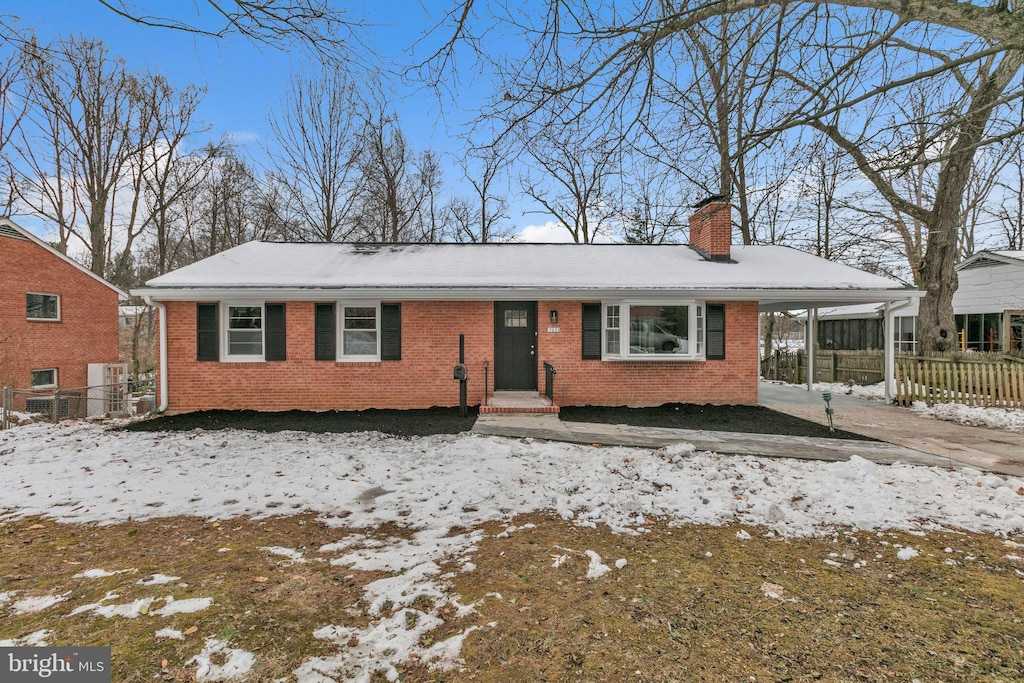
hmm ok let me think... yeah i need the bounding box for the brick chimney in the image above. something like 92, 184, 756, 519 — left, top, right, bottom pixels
689, 194, 733, 262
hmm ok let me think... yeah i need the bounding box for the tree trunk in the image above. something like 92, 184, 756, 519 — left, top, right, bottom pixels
917, 49, 1024, 354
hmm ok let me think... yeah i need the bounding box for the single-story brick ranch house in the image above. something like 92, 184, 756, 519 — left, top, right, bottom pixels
0, 218, 126, 397
133, 199, 922, 414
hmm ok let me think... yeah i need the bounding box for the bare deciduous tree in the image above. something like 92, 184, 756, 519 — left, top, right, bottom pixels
446, 145, 512, 243
519, 121, 618, 244
266, 67, 364, 241
95, 0, 364, 64
430, 0, 1024, 353
351, 103, 439, 243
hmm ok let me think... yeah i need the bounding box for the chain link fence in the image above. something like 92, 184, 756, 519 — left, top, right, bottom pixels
1, 378, 155, 429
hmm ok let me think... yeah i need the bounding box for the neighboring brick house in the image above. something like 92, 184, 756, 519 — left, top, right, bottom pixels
0, 219, 126, 394
133, 198, 920, 414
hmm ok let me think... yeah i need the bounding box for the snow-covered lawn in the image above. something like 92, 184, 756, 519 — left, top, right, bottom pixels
2, 419, 1023, 681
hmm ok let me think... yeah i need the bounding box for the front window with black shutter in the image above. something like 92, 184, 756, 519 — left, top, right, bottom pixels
581, 303, 602, 359
222, 303, 264, 361
315, 303, 336, 360
380, 303, 402, 361
340, 304, 378, 359
265, 304, 287, 361
196, 303, 219, 361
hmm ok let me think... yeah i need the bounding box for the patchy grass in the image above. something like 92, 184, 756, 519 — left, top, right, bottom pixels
0, 514, 417, 681
2, 513, 1022, 682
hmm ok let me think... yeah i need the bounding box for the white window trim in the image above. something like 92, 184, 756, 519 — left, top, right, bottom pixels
337, 301, 381, 362
31, 368, 57, 389
221, 302, 266, 363
26, 292, 61, 322
602, 300, 706, 361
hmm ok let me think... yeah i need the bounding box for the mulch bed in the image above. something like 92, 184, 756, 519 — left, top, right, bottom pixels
559, 403, 875, 441
123, 403, 872, 441
121, 406, 478, 437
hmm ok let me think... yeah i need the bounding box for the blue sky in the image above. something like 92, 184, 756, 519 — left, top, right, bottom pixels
4, 0, 475, 151
2, 0, 565, 234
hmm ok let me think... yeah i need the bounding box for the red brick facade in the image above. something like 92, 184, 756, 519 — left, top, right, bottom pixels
688, 200, 733, 259
0, 232, 121, 390
160, 299, 759, 412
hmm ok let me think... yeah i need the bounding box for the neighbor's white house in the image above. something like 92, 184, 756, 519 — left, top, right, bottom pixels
809, 250, 1024, 353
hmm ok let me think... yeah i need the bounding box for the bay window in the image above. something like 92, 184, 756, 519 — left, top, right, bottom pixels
603, 302, 704, 360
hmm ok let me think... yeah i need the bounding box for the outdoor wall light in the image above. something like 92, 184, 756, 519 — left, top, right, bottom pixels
550, 310, 559, 324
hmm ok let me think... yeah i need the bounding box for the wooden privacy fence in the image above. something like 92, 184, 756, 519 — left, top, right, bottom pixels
761, 350, 885, 385
895, 356, 1024, 408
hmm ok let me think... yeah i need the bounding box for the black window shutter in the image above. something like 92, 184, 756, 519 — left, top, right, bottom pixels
706, 304, 726, 360
196, 303, 219, 362
314, 303, 336, 361
265, 303, 286, 361
582, 303, 601, 360
381, 303, 402, 361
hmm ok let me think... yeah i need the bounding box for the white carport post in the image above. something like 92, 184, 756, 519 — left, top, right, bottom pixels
806, 308, 816, 391
883, 301, 895, 403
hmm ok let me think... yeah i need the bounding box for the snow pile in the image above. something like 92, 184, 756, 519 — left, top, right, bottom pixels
585, 550, 611, 579
73, 568, 135, 579
9, 593, 67, 614
137, 573, 180, 586
300, 532, 488, 682
897, 546, 920, 561
911, 402, 1024, 433
155, 628, 184, 640
260, 546, 307, 563
188, 638, 256, 682
154, 596, 213, 616
0, 630, 50, 647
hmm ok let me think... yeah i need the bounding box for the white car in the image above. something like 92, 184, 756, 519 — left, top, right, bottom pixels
630, 320, 688, 353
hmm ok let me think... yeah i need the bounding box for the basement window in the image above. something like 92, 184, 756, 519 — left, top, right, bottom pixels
31, 368, 57, 388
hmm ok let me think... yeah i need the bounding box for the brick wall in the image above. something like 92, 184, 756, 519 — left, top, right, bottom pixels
160, 299, 759, 411
688, 200, 733, 259
538, 300, 759, 406
0, 234, 121, 389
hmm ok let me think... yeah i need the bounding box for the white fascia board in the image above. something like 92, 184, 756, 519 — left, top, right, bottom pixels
132, 286, 923, 304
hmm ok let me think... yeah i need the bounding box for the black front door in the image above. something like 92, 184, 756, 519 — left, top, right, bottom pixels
494, 301, 537, 391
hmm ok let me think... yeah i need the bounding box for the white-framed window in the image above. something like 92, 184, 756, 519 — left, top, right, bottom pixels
31, 368, 57, 388
605, 305, 621, 355
26, 292, 60, 321
603, 301, 705, 360
339, 303, 380, 361
221, 303, 264, 361
893, 315, 917, 352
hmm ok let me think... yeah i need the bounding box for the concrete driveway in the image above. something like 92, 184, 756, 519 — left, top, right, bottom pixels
759, 381, 1024, 477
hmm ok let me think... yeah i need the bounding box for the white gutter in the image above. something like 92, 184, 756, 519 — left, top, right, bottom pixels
142, 295, 168, 413
132, 286, 924, 304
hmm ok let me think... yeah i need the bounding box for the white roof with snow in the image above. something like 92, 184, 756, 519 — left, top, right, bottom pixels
136, 242, 919, 309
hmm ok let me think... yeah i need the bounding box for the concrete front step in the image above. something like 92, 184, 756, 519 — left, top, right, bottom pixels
481, 391, 559, 414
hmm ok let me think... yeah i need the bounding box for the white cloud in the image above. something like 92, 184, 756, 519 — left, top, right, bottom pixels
513, 220, 616, 244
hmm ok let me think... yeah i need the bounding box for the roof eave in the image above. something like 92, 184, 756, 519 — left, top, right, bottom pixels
132, 285, 922, 305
